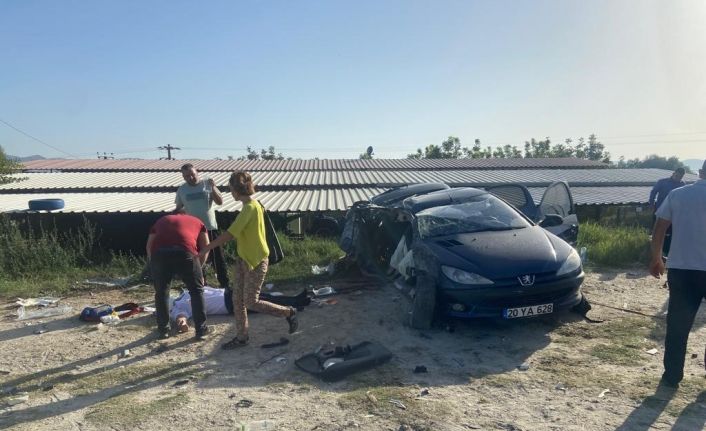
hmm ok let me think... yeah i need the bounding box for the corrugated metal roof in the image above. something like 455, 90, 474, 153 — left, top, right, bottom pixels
528, 186, 653, 206
2, 169, 694, 192
21, 157, 609, 172
0, 186, 657, 214
0, 189, 386, 214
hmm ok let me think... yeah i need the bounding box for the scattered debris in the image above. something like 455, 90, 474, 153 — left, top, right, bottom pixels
15, 297, 61, 307
83, 277, 131, 288
265, 283, 274, 290
261, 337, 289, 349
119, 349, 132, 359
555, 384, 567, 392
5, 393, 29, 406
257, 352, 288, 368
398, 425, 411, 431
598, 389, 610, 398
692, 353, 698, 359
100, 314, 121, 325
173, 379, 190, 387
420, 388, 430, 396
646, 348, 659, 355
388, 398, 407, 410
240, 419, 275, 430
312, 286, 336, 297
275, 356, 288, 364
311, 263, 335, 275
235, 399, 254, 408
0, 370, 10, 375
517, 362, 530, 371
33, 329, 46, 335
366, 391, 378, 403
17, 305, 72, 320
42, 385, 54, 391
413, 365, 428, 374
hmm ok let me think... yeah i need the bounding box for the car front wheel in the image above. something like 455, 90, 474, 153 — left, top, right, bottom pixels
408, 274, 437, 329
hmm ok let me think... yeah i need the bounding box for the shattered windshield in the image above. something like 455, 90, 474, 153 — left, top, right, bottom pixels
416, 194, 531, 239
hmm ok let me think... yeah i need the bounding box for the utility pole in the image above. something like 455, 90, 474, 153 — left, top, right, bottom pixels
97, 152, 115, 160
158, 144, 180, 160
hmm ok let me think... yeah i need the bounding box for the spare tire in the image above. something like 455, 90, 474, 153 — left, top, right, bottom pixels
28, 199, 65, 211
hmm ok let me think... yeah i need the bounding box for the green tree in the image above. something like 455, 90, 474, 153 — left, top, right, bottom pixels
239, 146, 286, 161
0, 146, 20, 184
407, 136, 464, 159
616, 154, 692, 172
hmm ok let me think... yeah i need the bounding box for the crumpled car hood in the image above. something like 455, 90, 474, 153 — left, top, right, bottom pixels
422, 226, 572, 279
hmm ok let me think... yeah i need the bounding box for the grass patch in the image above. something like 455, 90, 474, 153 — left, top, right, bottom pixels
338, 385, 450, 430
250, 234, 344, 284
85, 392, 189, 427
590, 344, 644, 366
554, 316, 658, 366
577, 222, 650, 267
63, 362, 199, 396
0, 215, 144, 297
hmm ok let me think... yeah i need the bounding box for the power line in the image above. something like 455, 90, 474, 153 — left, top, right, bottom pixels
0, 117, 77, 157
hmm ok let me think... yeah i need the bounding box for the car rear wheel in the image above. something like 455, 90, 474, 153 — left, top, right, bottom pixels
408, 274, 437, 329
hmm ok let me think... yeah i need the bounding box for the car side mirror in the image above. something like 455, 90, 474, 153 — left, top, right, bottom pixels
539, 214, 563, 227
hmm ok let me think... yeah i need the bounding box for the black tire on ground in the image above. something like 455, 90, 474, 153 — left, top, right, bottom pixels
409, 274, 437, 329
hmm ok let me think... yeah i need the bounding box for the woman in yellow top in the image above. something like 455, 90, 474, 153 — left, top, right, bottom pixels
200, 171, 297, 349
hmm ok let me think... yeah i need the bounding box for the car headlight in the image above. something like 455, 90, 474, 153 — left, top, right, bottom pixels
557, 249, 582, 276
441, 266, 494, 285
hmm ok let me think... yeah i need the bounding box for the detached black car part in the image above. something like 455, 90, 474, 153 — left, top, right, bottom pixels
340, 183, 584, 329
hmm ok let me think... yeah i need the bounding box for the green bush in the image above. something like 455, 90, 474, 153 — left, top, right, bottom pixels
577, 222, 650, 267
0, 216, 100, 278
0, 215, 144, 296
223, 233, 344, 283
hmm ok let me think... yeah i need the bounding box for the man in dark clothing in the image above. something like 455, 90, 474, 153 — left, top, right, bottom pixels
649, 160, 706, 388
650, 168, 686, 210
649, 168, 686, 256
146, 214, 211, 340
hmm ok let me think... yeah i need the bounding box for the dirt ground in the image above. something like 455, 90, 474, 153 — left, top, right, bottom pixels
1, 269, 706, 431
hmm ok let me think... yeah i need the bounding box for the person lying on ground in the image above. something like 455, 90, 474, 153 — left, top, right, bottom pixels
169, 285, 310, 333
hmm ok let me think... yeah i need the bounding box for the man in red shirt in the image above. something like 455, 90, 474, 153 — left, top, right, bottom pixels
146, 214, 211, 340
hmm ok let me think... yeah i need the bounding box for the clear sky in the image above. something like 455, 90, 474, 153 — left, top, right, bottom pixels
1, 0, 705, 161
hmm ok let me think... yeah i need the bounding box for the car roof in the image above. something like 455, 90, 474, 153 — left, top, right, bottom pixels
403, 187, 488, 213
370, 183, 450, 207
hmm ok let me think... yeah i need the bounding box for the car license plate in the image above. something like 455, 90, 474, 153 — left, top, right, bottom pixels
504, 303, 553, 319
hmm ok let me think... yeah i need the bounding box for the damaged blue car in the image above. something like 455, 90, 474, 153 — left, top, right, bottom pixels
339, 182, 586, 329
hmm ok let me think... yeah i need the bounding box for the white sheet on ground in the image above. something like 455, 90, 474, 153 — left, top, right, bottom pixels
170, 286, 229, 322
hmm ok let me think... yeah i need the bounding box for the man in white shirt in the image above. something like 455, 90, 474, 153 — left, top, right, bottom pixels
175, 163, 230, 292
649, 159, 706, 388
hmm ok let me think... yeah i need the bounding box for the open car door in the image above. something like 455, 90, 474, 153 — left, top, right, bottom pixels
485, 184, 538, 220
537, 181, 578, 245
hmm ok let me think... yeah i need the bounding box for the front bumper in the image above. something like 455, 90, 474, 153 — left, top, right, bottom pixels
440, 272, 584, 319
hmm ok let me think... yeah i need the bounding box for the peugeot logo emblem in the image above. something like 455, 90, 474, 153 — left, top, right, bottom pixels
518, 274, 535, 286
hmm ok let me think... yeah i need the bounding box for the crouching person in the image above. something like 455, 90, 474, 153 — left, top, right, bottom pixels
146, 213, 211, 340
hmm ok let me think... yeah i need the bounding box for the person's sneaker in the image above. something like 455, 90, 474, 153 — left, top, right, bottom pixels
194, 325, 213, 341
158, 329, 170, 340
286, 307, 298, 334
